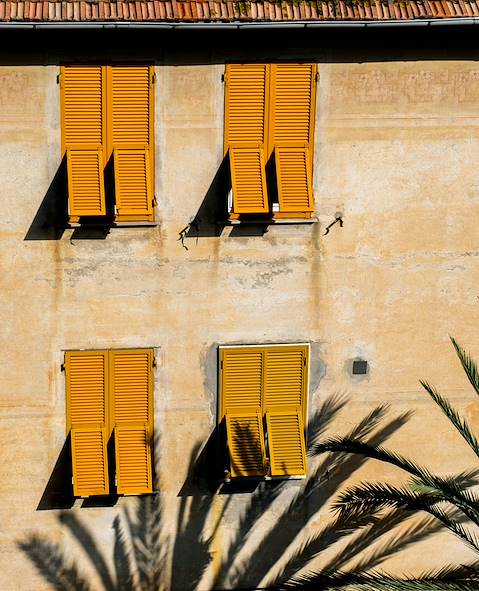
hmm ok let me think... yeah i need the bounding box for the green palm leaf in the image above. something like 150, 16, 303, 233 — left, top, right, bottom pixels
451, 337, 479, 398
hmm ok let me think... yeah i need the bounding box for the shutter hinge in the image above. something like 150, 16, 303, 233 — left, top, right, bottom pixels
153, 357, 157, 367
152, 196, 157, 207
221, 73, 225, 83
57, 74, 60, 84
152, 73, 157, 84
61, 363, 65, 372
315, 72, 319, 82
303, 357, 306, 367
220, 360, 223, 369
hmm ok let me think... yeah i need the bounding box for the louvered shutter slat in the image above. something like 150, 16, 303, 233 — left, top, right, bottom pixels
71, 427, 109, 496
269, 64, 314, 147
67, 148, 106, 216
264, 346, 307, 410
220, 348, 263, 416
111, 349, 153, 495
62, 66, 104, 149
230, 145, 269, 214
66, 351, 109, 496
226, 410, 267, 478
114, 148, 153, 216
110, 66, 151, 147
266, 408, 307, 477
224, 64, 267, 148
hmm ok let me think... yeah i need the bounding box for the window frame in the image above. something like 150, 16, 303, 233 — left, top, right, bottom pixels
223, 63, 317, 221
60, 63, 155, 225
218, 342, 310, 480
65, 347, 154, 497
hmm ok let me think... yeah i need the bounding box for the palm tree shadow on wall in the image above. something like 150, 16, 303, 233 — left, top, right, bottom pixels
18, 396, 455, 591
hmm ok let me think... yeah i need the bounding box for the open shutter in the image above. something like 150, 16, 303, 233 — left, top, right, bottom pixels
109, 66, 153, 220
113, 148, 153, 216
264, 345, 308, 477
220, 347, 266, 477
274, 145, 313, 213
229, 145, 269, 214
66, 351, 109, 496
111, 349, 153, 495
61, 65, 106, 218
226, 410, 267, 478
66, 148, 106, 216
266, 408, 307, 476
269, 64, 316, 214
225, 64, 269, 215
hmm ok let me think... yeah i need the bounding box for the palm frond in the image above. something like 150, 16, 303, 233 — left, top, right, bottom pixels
327, 511, 443, 575
281, 564, 479, 591
313, 437, 430, 482
420, 380, 479, 460
333, 481, 441, 521
451, 336, 479, 398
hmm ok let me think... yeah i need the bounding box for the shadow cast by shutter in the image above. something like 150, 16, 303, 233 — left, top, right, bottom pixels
36, 434, 75, 511
180, 156, 229, 244
24, 156, 68, 241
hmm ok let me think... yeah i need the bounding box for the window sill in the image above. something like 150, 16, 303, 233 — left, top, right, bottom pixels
222, 216, 318, 226
67, 222, 159, 228
223, 474, 307, 483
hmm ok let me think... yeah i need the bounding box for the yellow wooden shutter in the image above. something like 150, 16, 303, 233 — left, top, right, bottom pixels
66, 148, 106, 216
266, 408, 307, 476
220, 347, 263, 418
226, 410, 267, 478
263, 345, 308, 413
269, 64, 316, 214
65, 351, 109, 496
225, 64, 270, 215
263, 345, 308, 477
109, 66, 153, 220
220, 347, 267, 477
109, 66, 152, 148
224, 64, 268, 150
111, 349, 153, 495
113, 148, 153, 216
274, 145, 313, 213
229, 145, 269, 214
61, 65, 104, 152
61, 65, 106, 218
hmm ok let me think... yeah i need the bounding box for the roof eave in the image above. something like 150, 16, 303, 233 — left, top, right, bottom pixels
0, 17, 477, 29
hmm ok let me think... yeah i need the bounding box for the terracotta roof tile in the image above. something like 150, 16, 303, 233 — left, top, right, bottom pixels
0, 0, 477, 24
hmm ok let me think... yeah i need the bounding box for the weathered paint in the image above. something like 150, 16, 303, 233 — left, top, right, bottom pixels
2, 54, 479, 590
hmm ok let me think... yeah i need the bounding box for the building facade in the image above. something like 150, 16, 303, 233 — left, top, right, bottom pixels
2, 5, 479, 589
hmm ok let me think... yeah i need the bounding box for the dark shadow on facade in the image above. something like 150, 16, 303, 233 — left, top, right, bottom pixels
20, 402, 448, 591
36, 435, 75, 511
181, 156, 230, 244
24, 157, 68, 241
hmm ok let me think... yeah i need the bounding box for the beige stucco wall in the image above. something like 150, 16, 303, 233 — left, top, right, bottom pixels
2, 58, 479, 589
